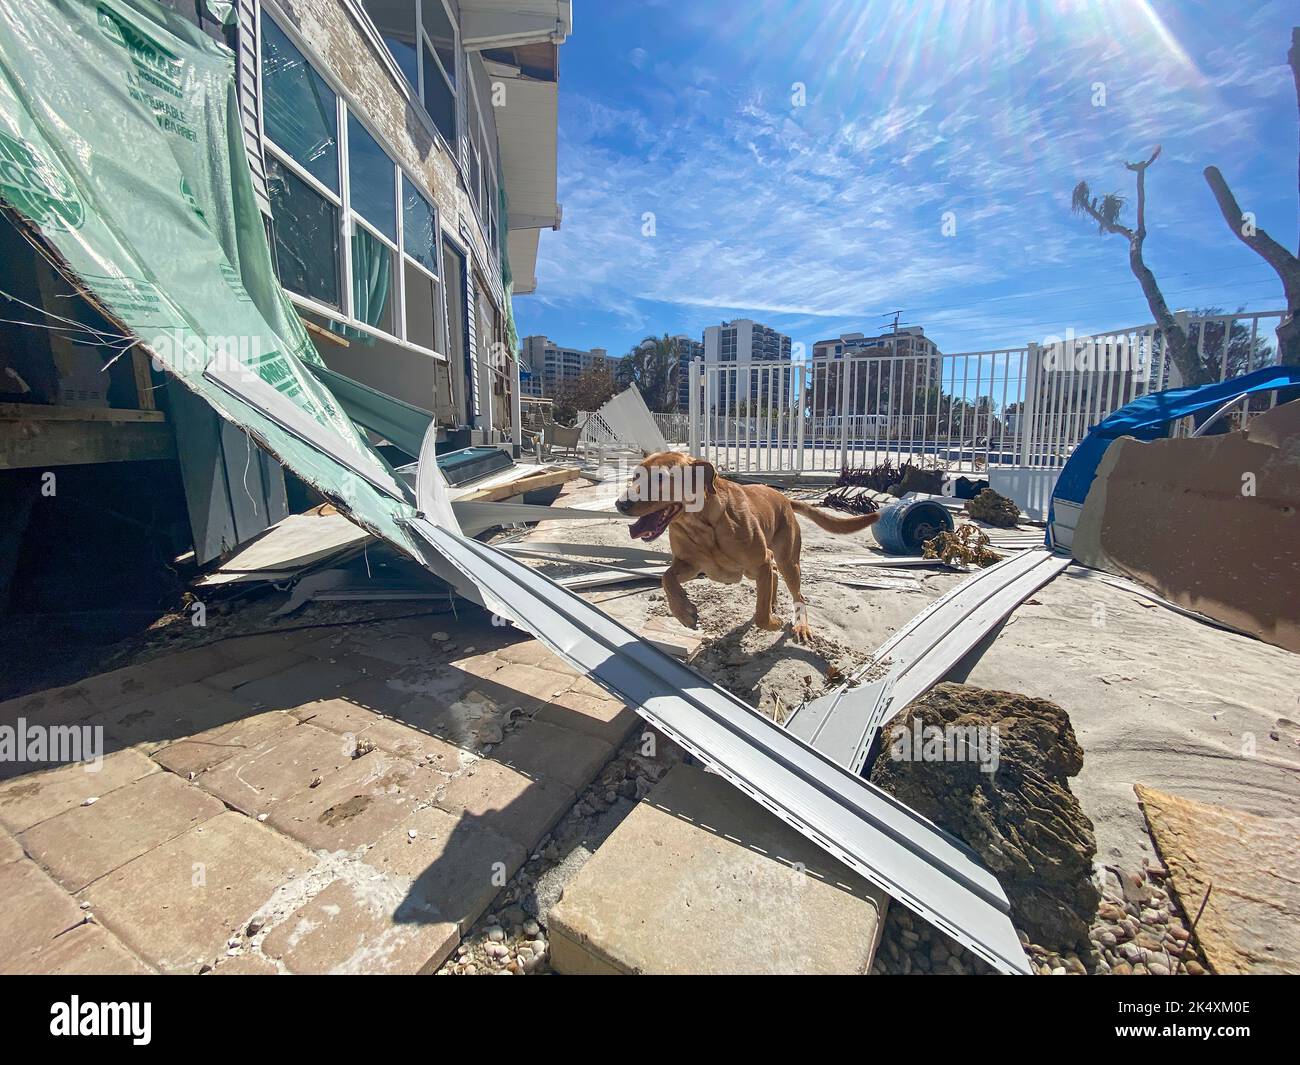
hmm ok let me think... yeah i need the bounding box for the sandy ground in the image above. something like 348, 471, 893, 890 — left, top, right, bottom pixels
958, 569, 1300, 863
518, 475, 1300, 870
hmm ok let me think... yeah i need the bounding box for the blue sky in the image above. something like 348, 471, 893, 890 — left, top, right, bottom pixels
512, 0, 1298, 360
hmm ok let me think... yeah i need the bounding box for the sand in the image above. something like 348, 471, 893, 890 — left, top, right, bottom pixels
516, 477, 1300, 867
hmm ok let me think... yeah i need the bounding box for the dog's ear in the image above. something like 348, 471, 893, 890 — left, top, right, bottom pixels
691, 459, 717, 496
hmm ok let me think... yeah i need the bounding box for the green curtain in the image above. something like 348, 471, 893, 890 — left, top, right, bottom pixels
348, 226, 392, 339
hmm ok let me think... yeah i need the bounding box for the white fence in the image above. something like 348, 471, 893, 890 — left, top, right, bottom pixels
688, 310, 1286, 476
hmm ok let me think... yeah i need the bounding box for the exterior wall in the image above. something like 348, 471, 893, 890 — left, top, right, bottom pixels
262, 0, 512, 439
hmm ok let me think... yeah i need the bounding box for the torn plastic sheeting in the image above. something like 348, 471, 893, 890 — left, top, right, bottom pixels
0, 0, 421, 557
407, 516, 1031, 975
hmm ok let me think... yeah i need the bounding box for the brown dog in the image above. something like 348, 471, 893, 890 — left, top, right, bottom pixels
615, 451, 880, 642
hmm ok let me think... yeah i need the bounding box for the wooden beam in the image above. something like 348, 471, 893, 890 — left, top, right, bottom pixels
454, 466, 580, 502
0, 402, 165, 423
0, 415, 174, 469
301, 316, 350, 347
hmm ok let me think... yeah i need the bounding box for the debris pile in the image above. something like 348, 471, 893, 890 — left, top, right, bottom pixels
922, 524, 1002, 567
869, 682, 1100, 952
836, 458, 946, 495
964, 487, 1021, 528
818, 487, 881, 516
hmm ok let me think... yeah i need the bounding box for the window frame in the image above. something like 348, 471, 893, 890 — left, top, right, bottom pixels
260, 9, 447, 363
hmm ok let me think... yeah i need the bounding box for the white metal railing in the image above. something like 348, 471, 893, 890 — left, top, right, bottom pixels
687, 310, 1287, 475
652, 411, 691, 445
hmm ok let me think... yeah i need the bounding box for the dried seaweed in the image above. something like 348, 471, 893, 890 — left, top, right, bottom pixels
923, 524, 1003, 568
965, 488, 1020, 528
837, 457, 949, 492
819, 487, 882, 515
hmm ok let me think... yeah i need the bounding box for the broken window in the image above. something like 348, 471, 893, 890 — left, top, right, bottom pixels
260, 17, 338, 193
364, 0, 458, 148
402, 176, 438, 273
266, 155, 341, 308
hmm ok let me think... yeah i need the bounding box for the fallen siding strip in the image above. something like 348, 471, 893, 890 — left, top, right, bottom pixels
788, 548, 1071, 774
408, 517, 1032, 974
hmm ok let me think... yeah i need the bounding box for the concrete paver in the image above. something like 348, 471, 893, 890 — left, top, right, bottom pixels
265, 750, 439, 852
548, 763, 887, 975
0, 748, 159, 834
20, 771, 225, 892
0, 859, 87, 969
7, 921, 152, 975
81, 811, 317, 974
195, 722, 353, 817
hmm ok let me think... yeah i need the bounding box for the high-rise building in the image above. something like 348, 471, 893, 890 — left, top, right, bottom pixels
810, 326, 943, 414
520, 336, 620, 397
702, 319, 792, 412
673, 334, 705, 411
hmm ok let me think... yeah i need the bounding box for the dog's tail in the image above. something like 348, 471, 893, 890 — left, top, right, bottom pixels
789, 499, 881, 534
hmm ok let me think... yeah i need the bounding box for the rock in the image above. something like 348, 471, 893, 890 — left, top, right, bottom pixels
486, 926, 505, 943
523, 919, 540, 937
964, 488, 1020, 528
1111, 962, 1133, 976
869, 683, 1099, 951
1148, 961, 1171, 976
246, 916, 266, 936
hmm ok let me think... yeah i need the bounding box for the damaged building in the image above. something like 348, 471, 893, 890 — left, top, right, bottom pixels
1, 0, 569, 621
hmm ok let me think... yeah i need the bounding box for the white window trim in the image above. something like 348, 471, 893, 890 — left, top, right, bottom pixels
347, 0, 501, 257
260, 7, 447, 364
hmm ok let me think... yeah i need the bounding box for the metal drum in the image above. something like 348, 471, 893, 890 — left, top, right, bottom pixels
874, 498, 955, 554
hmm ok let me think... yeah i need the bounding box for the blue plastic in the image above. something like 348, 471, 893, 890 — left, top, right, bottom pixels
1048, 365, 1300, 545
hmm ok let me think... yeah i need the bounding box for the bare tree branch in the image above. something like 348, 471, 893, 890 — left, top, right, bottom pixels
1203, 166, 1300, 302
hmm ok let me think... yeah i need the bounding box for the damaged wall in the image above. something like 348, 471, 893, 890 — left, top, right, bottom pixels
1071, 400, 1300, 652
263, 1, 514, 439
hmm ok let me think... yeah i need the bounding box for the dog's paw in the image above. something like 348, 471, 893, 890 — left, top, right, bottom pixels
756, 615, 784, 631
671, 600, 699, 629
790, 620, 813, 643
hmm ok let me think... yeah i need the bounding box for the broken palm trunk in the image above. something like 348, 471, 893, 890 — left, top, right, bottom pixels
0, 0, 1030, 973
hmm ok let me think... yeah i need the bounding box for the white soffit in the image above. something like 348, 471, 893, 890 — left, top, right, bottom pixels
494, 73, 560, 225
459, 0, 572, 49
508, 228, 541, 294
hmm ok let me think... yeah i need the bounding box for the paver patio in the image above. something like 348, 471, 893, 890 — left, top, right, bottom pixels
0, 607, 640, 974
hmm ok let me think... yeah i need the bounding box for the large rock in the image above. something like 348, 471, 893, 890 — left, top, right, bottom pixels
869, 682, 1098, 950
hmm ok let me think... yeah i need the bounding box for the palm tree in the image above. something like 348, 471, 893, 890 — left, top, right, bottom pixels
618, 334, 681, 412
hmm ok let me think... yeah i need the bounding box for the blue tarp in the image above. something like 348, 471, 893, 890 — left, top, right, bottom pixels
1048, 365, 1300, 541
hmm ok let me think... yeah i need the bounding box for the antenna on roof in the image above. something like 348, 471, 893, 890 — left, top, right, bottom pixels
883, 310, 902, 334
